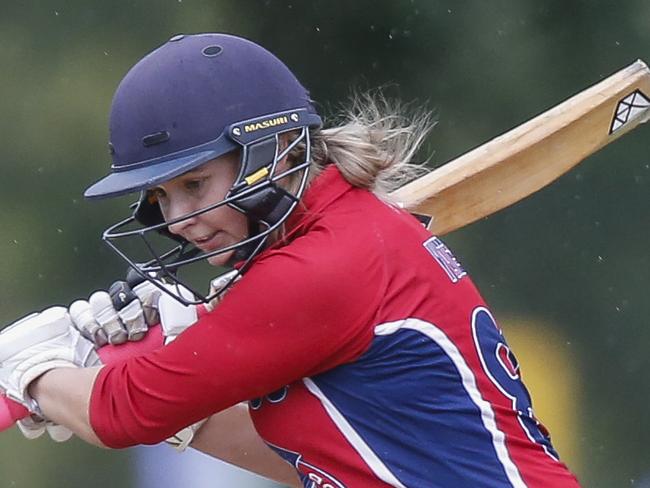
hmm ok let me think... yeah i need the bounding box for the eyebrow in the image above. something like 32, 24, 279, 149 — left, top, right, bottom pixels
148, 167, 208, 193
180, 168, 206, 177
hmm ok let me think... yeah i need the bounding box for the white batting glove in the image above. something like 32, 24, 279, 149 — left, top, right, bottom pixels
68, 275, 203, 449
69, 268, 240, 348
157, 286, 198, 345
165, 418, 208, 451
69, 277, 162, 346
17, 415, 75, 442
205, 269, 240, 312
0, 307, 100, 442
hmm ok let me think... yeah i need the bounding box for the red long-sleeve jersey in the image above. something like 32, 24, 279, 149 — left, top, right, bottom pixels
90, 165, 580, 487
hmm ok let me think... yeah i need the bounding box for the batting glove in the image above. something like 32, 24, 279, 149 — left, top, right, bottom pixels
69, 273, 162, 346
68, 273, 202, 448
0, 306, 100, 442
205, 269, 240, 312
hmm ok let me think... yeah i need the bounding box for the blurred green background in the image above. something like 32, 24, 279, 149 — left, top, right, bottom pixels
0, 1, 648, 487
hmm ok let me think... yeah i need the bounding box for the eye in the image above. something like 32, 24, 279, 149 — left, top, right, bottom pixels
184, 178, 206, 192
148, 187, 167, 202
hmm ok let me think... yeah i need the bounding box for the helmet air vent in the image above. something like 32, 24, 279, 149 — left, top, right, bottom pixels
142, 131, 171, 147
202, 45, 223, 57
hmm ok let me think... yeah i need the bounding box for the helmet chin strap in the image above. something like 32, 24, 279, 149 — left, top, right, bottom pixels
224, 131, 303, 261
227, 220, 264, 264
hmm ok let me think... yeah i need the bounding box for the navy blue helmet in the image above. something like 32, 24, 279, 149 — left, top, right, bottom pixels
86, 33, 322, 304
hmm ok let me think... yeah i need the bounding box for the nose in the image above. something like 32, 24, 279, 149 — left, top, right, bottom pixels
165, 199, 199, 237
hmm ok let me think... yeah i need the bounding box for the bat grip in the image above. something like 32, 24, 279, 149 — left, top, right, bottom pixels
0, 324, 166, 432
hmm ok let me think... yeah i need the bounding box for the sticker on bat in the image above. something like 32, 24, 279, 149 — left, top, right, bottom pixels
411, 212, 433, 229
610, 89, 650, 134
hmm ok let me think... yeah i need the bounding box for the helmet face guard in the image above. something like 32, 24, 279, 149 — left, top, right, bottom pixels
83, 34, 322, 304
101, 111, 316, 305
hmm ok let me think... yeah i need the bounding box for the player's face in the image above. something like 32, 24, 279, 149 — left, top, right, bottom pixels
149, 152, 249, 266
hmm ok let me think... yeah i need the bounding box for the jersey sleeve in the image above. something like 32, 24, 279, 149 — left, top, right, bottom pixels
89, 226, 383, 448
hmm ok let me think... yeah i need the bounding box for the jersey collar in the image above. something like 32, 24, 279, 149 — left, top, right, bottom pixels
276, 164, 353, 244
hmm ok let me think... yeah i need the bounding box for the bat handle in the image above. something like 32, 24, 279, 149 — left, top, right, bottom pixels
0, 324, 165, 432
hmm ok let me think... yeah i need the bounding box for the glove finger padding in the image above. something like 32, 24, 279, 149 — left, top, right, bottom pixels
16, 415, 46, 440
45, 422, 74, 442
165, 418, 207, 451
158, 286, 199, 344
206, 269, 241, 312
132, 280, 162, 327
16, 416, 74, 442
69, 299, 109, 347
89, 291, 128, 345
72, 276, 160, 346
109, 281, 149, 341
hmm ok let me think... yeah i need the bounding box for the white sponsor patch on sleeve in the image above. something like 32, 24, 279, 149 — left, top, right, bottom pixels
423, 236, 467, 283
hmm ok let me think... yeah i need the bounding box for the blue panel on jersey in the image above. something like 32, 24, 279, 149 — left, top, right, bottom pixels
311, 327, 514, 487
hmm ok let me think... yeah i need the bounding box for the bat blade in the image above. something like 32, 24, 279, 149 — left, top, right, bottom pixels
391, 59, 650, 236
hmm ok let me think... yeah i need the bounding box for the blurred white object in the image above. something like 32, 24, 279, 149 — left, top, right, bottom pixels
134, 443, 283, 488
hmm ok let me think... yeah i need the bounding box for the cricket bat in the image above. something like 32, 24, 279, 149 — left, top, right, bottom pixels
0, 60, 648, 432
391, 59, 650, 235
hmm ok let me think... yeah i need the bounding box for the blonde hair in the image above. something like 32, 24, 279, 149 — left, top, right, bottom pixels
273, 93, 433, 242
305, 92, 434, 203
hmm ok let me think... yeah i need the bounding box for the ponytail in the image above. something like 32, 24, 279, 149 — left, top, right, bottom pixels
309, 92, 434, 203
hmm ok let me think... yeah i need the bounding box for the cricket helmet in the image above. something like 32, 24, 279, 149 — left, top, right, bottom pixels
85, 33, 321, 304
